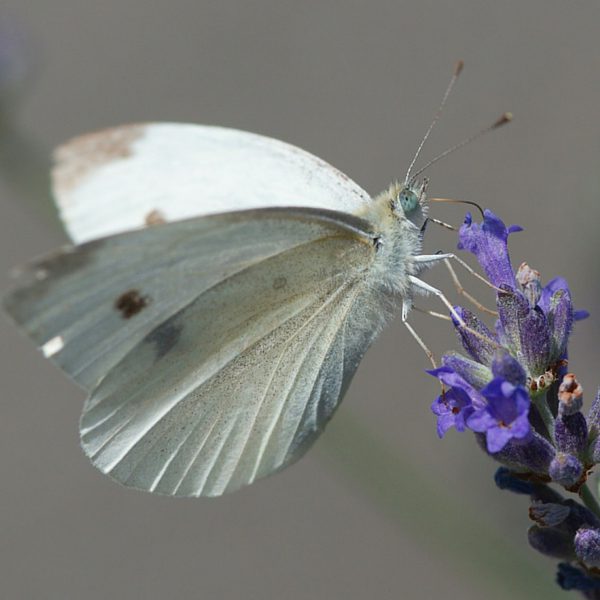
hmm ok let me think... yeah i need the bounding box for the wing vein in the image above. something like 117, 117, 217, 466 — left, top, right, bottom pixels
246, 282, 358, 484
280, 286, 362, 463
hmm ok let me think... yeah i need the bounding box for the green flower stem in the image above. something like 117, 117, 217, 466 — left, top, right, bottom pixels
319, 410, 563, 600
580, 482, 600, 519
533, 392, 555, 442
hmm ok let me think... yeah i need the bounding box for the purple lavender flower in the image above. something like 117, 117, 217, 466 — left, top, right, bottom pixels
457, 209, 522, 288
491, 350, 527, 386
428, 366, 482, 437
466, 378, 531, 452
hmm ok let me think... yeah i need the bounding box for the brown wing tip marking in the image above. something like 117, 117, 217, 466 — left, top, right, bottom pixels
144, 209, 167, 226
53, 124, 147, 195
115, 289, 150, 319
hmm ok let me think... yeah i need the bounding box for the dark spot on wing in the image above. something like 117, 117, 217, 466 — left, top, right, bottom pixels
273, 276, 287, 290
147, 320, 183, 359
115, 289, 150, 319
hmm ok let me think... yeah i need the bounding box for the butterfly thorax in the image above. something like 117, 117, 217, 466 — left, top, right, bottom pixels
355, 182, 428, 299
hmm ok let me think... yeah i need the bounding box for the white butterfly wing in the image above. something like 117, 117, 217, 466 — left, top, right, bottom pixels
53, 123, 372, 244
5, 208, 382, 495
5, 208, 371, 392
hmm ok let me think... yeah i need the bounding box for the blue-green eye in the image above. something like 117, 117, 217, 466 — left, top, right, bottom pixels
398, 188, 419, 214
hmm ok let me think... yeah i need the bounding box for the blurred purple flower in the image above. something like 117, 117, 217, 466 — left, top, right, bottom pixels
0, 16, 32, 107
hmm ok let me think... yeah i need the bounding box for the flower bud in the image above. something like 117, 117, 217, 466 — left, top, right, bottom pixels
530, 484, 565, 505
479, 430, 555, 475
451, 307, 497, 365
588, 388, 600, 437
575, 528, 600, 568
563, 499, 600, 532
493, 467, 532, 495
558, 373, 584, 416
496, 287, 530, 354
549, 453, 583, 488
548, 289, 574, 358
529, 502, 570, 527
590, 436, 600, 466
519, 307, 552, 377
491, 350, 526, 386
556, 562, 600, 591
441, 351, 492, 390
516, 262, 542, 307
555, 413, 588, 456
528, 525, 575, 560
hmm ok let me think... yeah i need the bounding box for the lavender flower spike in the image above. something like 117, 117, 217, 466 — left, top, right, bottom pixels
431, 205, 600, 594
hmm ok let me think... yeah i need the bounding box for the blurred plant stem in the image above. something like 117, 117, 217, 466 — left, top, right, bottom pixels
581, 483, 600, 518
319, 410, 563, 600
0, 111, 62, 231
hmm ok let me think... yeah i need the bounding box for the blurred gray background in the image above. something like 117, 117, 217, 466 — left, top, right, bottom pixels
1, 1, 600, 599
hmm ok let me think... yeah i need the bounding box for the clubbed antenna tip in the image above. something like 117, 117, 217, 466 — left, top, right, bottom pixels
454, 60, 464, 77
408, 110, 515, 183
493, 112, 513, 129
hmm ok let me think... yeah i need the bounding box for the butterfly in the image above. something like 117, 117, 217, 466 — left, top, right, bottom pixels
3, 63, 508, 496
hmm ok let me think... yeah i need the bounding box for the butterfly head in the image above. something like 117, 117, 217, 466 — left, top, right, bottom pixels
393, 178, 429, 230
398, 186, 420, 215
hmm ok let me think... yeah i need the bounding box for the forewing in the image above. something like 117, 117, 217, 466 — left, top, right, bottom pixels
80, 248, 379, 497
53, 123, 372, 243
4, 208, 375, 393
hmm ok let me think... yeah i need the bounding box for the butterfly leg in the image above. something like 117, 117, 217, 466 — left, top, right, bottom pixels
427, 217, 456, 232
442, 258, 497, 316
401, 297, 438, 369
413, 306, 451, 321
408, 275, 501, 349
408, 274, 464, 324
402, 300, 448, 395
413, 253, 498, 315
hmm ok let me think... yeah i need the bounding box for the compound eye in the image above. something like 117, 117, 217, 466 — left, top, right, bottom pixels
398, 188, 419, 214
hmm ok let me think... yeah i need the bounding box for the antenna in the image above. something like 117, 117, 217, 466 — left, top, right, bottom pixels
404, 60, 464, 185
409, 112, 513, 184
